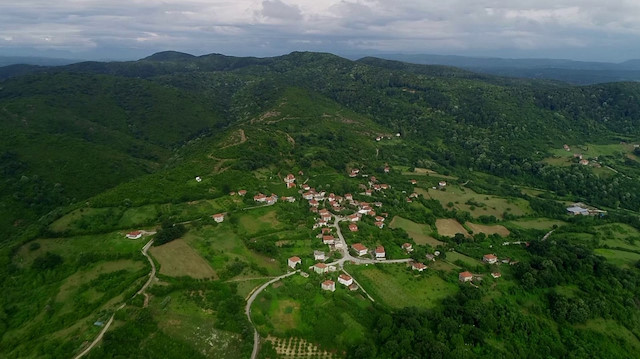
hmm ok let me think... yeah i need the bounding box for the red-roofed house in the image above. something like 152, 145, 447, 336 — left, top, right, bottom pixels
375, 246, 386, 259
483, 254, 498, 264
309, 199, 319, 207
254, 193, 266, 202
374, 221, 385, 229
322, 235, 335, 245
338, 274, 353, 286
288, 256, 301, 269
402, 243, 413, 252
212, 213, 225, 223
321, 280, 336, 291
491, 272, 502, 279
284, 173, 295, 184
459, 271, 473, 282
126, 231, 142, 239
352, 243, 368, 256
365, 189, 372, 196
314, 262, 328, 274
238, 190, 247, 196
412, 262, 427, 272
410, 179, 417, 185
303, 192, 314, 200
375, 216, 385, 222
349, 223, 358, 232
345, 193, 353, 201
348, 214, 360, 222
321, 227, 331, 234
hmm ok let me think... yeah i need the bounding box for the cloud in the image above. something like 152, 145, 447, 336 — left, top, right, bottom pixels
0, 0, 638, 61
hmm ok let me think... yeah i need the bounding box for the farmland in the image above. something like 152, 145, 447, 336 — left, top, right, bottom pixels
149, 238, 217, 279
435, 218, 469, 238
594, 249, 640, 268
419, 186, 531, 219
466, 222, 510, 237
389, 216, 443, 246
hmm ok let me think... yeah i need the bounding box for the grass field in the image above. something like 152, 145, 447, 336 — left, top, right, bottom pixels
595, 223, 640, 250
397, 166, 458, 180
269, 299, 301, 333
445, 251, 483, 268
505, 218, 567, 231
594, 248, 640, 268
466, 222, 510, 237
419, 186, 531, 219
351, 263, 458, 309
150, 238, 217, 279
237, 207, 285, 236
575, 318, 640, 353
389, 216, 443, 246
435, 218, 470, 238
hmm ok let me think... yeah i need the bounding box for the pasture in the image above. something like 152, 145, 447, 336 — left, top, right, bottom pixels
419, 186, 531, 219
466, 222, 510, 237
389, 216, 443, 246
150, 238, 217, 279
435, 218, 469, 238
445, 251, 483, 268
505, 218, 567, 231
594, 249, 640, 268
350, 263, 458, 309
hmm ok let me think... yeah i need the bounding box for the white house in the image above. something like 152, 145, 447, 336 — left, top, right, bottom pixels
352, 243, 368, 256
288, 256, 301, 269
338, 274, 353, 286
438, 181, 447, 187
314, 262, 328, 274
314, 250, 326, 261
126, 231, 142, 239
459, 271, 473, 282
212, 213, 225, 223
321, 280, 336, 292
491, 272, 502, 279
402, 243, 413, 252
322, 235, 335, 245
483, 254, 498, 264
412, 262, 427, 272
375, 246, 386, 259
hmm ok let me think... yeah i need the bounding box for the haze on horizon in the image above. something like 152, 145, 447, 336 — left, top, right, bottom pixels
1, 0, 639, 62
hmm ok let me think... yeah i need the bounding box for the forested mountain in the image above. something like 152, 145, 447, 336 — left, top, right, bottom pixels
1, 52, 640, 359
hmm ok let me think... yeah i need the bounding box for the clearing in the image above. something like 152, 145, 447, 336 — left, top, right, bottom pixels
149, 238, 217, 279
389, 216, 443, 246
466, 223, 510, 237
351, 263, 457, 309
445, 251, 483, 268
505, 218, 566, 231
435, 218, 470, 238
269, 299, 301, 333
419, 186, 530, 219
594, 249, 640, 268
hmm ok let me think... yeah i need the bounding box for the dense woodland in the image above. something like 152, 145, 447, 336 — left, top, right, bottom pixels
1, 52, 640, 358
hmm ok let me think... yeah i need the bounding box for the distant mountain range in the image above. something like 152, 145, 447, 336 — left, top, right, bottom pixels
0, 55, 82, 67
367, 54, 640, 85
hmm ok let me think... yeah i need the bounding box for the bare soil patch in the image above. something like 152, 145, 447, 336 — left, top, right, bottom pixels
149, 239, 217, 279
435, 219, 470, 238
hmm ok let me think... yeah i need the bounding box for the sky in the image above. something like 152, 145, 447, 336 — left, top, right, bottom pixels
0, 0, 639, 62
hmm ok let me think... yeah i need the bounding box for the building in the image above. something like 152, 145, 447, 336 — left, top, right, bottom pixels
321, 280, 336, 292
288, 256, 301, 269
459, 271, 473, 282
579, 159, 589, 165
212, 213, 225, 223
237, 190, 247, 196
491, 272, 502, 279
338, 274, 353, 286
438, 181, 447, 187
284, 173, 296, 188
254, 193, 266, 202
314, 262, 328, 274
375, 246, 386, 259
384, 166, 390, 173
352, 243, 368, 256
322, 235, 335, 245
402, 243, 413, 252
314, 250, 326, 261
410, 179, 417, 185
349, 223, 358, 232
345, 193, 353, 201
412, 262, 427, 272
347, 214, 360, 222
309, 199, 319, 207
126, 231, 142, 239
374, 221, 385, 229
195, 176, 202, 182
483, 254, 498, 264
567, 205, 589, 215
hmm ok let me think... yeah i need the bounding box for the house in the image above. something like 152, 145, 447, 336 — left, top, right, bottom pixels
314, 250, 326, 261
365, 189, 372, 196
281, 196, 296, 203
579, 159, 589, 165
438, 181, 447, 187
410, 179, 417, 185
402, 243, 413, 252
303, 192, 314, 200
284, 173, 296, 184
459, 271, 473, 282
322, 235, 335, 245
374, 202, 383, 207
345, 193, 353, 201
309, 199, 319, 207
238, 190, 247, 196
352, 243, 368, 256
567, 205, 589, 215
409, 192, 419, 198
212, 213, 225, 223
348, 214, 360, 222
338, 274, 353, 286
375, 216, 385, 222
321, 280, 336, 292
288, 256, 301, 269
126, 231, 142, 239
321, 227, 332, 234
380, 184, 390, 190
314, 262, 328, 274
254, 193, 266, 202
412, 262, 427, 272
195, 176, 202, 182
349, 283, 359, 291
563, 144, 570, 151
320, 212, 332, 221
374, 221, 385, 229
375, 246, 386, 259
368, 210, 376, 217
369, 176, 377, 183
491, 272, 502, 279
265, 196, 277, 205
349, 223, 359, 232
384, 166, 390, 173
301, 184, 310, 191
315, 219, 327, 228
483, 254, 498, 264
425, 254, 435, 262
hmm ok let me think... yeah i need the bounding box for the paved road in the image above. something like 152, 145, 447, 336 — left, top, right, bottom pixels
246, 270, 299, 359
74, 239, 155, 359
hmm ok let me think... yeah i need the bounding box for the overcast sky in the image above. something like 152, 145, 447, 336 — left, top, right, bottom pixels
1, 0, 639, 62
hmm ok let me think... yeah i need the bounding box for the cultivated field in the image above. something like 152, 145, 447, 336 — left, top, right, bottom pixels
445, 251, 483, 268
389, 216, 443, 246
419, 186, 531, 219
505, 218, 567, 231
352, 264, 457, 309
269, 299, 301, 333
466, 222, 510, 237
150, 238, 217, 279
266, 336, 337, 359
435, 218, 469, 238
237, 208, 285, 236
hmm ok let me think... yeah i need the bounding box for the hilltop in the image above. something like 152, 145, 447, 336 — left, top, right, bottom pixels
1, 51, 640, 358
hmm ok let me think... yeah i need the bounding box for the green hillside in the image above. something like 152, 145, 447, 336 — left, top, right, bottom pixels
1, 52, 640, 358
